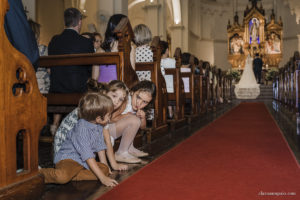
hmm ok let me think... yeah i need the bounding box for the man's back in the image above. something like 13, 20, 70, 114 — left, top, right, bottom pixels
48, 29, 94, 93
253, 57, 263, 70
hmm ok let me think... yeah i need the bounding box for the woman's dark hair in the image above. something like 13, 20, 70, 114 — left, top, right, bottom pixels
86, 78, 108, 93
181, 52, 191, 65
101, 14, 127, 52
28, 19, 40, 40
131, 80, 156, 99
160, 41, 169, 56
202, 61, 210, 69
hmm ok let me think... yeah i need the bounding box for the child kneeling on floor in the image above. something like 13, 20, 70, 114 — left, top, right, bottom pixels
40, 92, 118, 187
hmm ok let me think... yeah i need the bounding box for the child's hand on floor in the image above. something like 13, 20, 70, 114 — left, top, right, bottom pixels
101, 176, 118, 187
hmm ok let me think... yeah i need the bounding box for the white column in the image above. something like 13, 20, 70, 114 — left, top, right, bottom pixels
114, 0, 128, 16
97, 0, 128, 36
169, 25, 184, 55
22, 0, 36, 20
143, 1, 161, 37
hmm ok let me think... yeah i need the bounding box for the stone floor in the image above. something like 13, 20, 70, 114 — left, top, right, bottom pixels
38, 100, 300, 200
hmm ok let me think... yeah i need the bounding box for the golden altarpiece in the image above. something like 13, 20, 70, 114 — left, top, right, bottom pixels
227, 0, 283, 70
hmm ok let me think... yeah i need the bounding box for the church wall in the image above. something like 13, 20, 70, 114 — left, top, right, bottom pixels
277, 0, 300, 66
82, 0, 99, 34
214, 40, 228, 70
198, 40, 214, 65
36, 0, 64, 46
212, 10, 232, 70
22, 0, 36, 20
19, 0, 300, 69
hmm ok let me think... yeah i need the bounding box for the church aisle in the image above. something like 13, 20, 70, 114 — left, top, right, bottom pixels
97, 103, 300, 200
39, 104, 234, 200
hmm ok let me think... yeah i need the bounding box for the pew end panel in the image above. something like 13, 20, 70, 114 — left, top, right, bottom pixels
0, 0, 46, 198
114, 17, 139, 88
39, 52, 125, 110
135, 36, 168, 142
163, 47, 186, 129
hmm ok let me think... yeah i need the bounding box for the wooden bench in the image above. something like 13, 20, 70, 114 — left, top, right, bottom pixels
135, 36, 169, 142
164, 48, 186, 129
39, 17, 138, 114
0, 0, 46, 198
182, 54, 202, 122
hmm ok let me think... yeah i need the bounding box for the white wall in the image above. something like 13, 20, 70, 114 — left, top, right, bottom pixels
22, 0, 36, 20
277, 0, 300, 66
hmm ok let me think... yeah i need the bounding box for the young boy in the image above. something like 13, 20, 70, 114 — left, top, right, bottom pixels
40, 92, 118, 187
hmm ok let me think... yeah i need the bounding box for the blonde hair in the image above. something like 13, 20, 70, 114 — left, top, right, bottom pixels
108, 80, 129, 96
133, 24, 152, 46
78, 92, 113, 121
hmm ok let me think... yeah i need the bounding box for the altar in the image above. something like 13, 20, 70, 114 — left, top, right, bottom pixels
227, 0, 283, 70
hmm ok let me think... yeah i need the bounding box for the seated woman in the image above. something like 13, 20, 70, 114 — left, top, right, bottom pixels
134, 24, 153, 81
28, 19, 50, 94
92, 14, 136, 83
93, 32, 103, 52
159, 40, 176, 118
160, 40, 176, 92
180, 52, 192, 93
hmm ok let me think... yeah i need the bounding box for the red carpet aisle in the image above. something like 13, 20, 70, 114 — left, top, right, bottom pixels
98, 103, 300, 200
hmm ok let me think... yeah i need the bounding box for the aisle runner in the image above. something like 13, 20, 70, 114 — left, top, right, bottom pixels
98, 103, 300, 200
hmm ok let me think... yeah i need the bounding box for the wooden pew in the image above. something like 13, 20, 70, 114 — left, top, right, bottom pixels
201, 62, 211, 113
40, 52, 127, 112
0, 0, 46, 198
39, 17, 139, 113
206, 64, 214, 111
164, 48, 186, 129
135, 36, 168, 142
180, 54, 202, 122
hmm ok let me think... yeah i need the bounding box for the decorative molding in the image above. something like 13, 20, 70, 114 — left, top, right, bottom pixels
142, 3, 161, 9
169, 24, 184, 30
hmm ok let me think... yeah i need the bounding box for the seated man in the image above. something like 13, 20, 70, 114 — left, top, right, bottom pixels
48, 7, 94, 93
48, 8, 94, 135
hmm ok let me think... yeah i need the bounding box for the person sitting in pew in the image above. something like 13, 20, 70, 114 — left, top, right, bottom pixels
93, 32, 103, 52
160, 40, 176, 88
40, 92, 118, 187
4, 0, 39, 71
54, 80, 156, 164
48, 7, 94, 93
159, 40, 176, 118
54, 79, 129, 171
48, 8, 95, 135
92, 14, 136, 82
134, 24, 153, 63
181, 52, 192, 93
194, 57, 201, 75
134, 24, 153, 81
28, 19, 50, 94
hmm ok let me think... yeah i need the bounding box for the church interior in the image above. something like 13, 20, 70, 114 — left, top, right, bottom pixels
1, 0, 300, 199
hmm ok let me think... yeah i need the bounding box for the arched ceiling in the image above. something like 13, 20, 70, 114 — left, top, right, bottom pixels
128, 0, 181, 24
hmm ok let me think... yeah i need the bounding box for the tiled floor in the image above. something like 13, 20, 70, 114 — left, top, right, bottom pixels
38, 101, 300, 200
